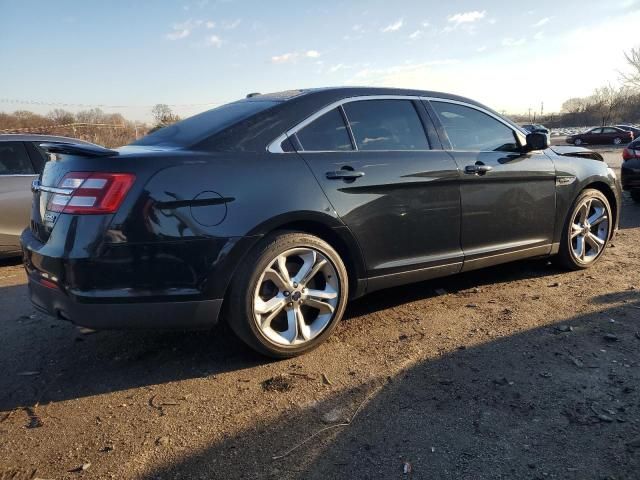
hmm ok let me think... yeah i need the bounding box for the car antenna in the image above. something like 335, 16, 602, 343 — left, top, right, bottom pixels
246, 92, 261, 98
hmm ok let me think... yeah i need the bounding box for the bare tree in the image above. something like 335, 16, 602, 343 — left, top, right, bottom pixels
621, 47, 640, 89
151, 104, 180, 126
48, 109, 75, 125
589, 85, 631, 125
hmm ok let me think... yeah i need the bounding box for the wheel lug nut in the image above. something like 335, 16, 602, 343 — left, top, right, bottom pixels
283, 291, 290, 297
293, 282, 298, 288
288, 302, 293, 307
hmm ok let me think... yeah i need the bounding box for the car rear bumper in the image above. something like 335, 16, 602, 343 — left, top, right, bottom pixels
621, 161, 640, 190
27, 275, 223, 329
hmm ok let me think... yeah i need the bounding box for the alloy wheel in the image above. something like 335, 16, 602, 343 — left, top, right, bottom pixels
252, 247, 340, 346
613, 137, 622, 145
570, 197, 609, 263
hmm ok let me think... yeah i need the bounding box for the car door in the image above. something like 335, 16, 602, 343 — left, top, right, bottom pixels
601, 127, 618, 143
0, 142, 39, 252
291, 97, 462, 285
426, 99, 556, 270
586, 128, 602, 144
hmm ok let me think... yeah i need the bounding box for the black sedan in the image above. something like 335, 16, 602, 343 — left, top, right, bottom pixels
21, 87, 621, 357
566, 126, 633, 146
622, 138, 640, 202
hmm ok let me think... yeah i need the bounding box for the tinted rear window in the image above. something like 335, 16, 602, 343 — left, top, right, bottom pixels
296, 108, 353, 151
133, 100, 279, 147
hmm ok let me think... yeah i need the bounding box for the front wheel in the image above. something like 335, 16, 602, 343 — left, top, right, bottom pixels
574, 138, 583, 146
556, 189, 612, 270
226, 231, 349, 358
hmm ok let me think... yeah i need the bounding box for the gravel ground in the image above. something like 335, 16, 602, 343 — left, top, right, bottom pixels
1, 149, 640, 480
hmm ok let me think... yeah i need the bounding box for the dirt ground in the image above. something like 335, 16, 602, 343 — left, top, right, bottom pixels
1, 148, 640, 480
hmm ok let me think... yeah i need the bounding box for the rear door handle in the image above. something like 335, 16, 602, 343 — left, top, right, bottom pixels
326, 170, 365, 180
464, 164, 493, 175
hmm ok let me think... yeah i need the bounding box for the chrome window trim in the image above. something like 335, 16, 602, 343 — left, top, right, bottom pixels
422, 96, 527, 151
0, 173, 38, 177
267, 95, 426, 153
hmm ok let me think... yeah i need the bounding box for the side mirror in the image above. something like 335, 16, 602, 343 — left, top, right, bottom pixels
526, 132, 549, 151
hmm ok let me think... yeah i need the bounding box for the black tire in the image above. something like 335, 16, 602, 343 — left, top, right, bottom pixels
225, 231, 349, 358
556, 189, 612, 270
631, 189, 640, 203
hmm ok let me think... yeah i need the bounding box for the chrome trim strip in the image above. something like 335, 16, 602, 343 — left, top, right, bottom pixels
32, 182, 74, 195
420, 96, 522, 132
1, 174, 38, 177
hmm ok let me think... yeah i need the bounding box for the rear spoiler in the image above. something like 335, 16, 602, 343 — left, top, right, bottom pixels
39, 142, 119, 158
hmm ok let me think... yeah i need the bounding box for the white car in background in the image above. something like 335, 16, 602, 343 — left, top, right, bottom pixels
0, 134, 95, 257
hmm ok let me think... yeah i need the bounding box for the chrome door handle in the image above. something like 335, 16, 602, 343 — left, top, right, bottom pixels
326, 170, 365, 180
464, 164, 493, 175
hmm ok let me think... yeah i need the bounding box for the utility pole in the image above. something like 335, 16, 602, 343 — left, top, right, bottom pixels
528, 107, 532, 122
541, 101, 544, 118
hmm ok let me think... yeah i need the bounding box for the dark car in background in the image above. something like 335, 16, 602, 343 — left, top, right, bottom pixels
616, 124, 640, 138
566, 126, 633, 146
21, 87, 621, 357
0, 134, 94, 257
622, 138, 640, 202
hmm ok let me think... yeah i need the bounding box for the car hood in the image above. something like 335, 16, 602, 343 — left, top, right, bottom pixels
549, 145, 604, 161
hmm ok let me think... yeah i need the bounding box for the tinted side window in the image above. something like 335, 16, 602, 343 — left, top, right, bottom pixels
431, 101, 519, 152
589, 128, 602, 134
602, 128, 618, 134
296, 108, 353, 151
343, 100, 429, 151
0, 142, 34, 175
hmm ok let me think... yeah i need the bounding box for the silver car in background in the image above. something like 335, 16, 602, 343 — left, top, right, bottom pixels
0, 134, 94, 257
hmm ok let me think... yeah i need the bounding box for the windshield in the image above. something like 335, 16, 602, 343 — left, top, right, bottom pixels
133, 100, 279, 147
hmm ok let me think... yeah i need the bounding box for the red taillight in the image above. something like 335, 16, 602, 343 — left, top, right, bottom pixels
48, 172, 136, 214
623, 148, 632, 161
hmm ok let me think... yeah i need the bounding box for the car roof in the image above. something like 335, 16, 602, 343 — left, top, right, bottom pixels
246, 86, 490, 108
0, 133, 96, 145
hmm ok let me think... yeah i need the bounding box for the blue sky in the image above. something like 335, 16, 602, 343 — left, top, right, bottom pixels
1, 0, 639, 122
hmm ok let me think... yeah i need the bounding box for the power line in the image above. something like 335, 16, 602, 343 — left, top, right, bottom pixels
0, 98, 225, 109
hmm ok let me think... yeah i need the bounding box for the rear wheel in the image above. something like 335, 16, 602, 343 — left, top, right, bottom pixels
226, 231, 348, 358
630, 189, 640, 203
556, 189, 611, 270
613, 137, 623, 145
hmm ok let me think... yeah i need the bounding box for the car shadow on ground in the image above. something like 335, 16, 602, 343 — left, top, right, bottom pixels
142, 293, 640, 480
0, 258, 564, 413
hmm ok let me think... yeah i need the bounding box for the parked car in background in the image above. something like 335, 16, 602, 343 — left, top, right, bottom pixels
0, 134, 94, 257
21, 87, 620, 358
622, 137, 640, 202
521, 123, 551, 144
615, 124, 640, 138
566, 126, 633, 146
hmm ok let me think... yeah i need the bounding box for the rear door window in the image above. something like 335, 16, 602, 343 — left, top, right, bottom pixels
0, 142, 35, 175
430, 101, 519, 152
342, 100, 429, 151
296, 108, 354, 151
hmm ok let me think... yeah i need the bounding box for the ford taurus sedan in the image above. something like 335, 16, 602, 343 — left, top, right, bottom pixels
21, 87, 621, 357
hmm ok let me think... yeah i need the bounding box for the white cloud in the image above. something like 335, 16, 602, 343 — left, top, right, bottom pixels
381, 19, 403, 32
409, 30, 423, 40
329, 63, 345, 73
167, 28, 190, 40
166, 19, 197, 40
422, 20, 430, 28
352, 24, 364, 32
271, 52, 296, 64
206, 35, 222, 47
223, 19, 241, 30
306, 50, 320, 58
205, 21, 215, 29
448, 10, 486, 25
502, 37, 526, 47
476, 45, 487, 52
532, 17, 550, 27
533, 31, 544, 41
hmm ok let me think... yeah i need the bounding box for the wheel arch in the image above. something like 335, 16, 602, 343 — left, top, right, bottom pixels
581, 181, 619, 238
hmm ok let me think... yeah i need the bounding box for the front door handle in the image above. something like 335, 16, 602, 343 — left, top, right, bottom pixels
326, 170, 365, 180
464, 164, 493, 175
